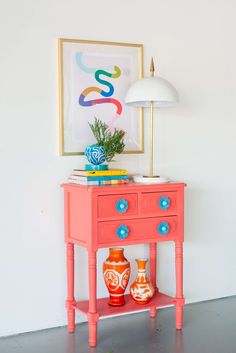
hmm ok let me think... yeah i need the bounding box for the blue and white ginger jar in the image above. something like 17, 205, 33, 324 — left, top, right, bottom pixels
85, 145, 106, 165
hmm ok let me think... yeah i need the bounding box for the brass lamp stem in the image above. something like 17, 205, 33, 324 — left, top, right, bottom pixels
150, 101, 154, 177
149, 57, 155, 177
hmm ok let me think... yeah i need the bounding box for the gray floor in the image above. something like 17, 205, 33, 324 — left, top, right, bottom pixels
1, 296, 236, 353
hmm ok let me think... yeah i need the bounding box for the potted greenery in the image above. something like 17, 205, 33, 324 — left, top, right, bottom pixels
85, 118, 126, 166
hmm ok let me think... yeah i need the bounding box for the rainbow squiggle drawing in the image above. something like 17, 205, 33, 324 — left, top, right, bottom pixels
76, 52, 122, 116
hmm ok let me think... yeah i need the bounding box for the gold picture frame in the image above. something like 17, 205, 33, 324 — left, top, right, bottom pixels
58, 38, 144, 155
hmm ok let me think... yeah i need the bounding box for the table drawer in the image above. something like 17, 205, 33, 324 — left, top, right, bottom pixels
97, 193, 138, 219
98, 216, 179, 244
141, 191, 178, 216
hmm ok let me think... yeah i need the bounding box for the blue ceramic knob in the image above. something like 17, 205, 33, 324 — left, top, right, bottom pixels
158, 196, 171, 210
85, 145, 106, 165
157, 222, 170, 236
116, 199, 129, 213
116, 225, 129, 239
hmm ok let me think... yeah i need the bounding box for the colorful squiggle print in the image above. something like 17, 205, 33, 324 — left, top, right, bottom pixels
76, 52, 122, 116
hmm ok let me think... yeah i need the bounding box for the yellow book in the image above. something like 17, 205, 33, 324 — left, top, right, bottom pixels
73, 169, 128, 177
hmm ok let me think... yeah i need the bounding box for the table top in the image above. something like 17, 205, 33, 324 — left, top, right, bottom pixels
61, 181, 186, 193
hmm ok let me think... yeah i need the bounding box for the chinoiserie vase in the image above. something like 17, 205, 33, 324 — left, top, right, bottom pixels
130, 259, 154, 305
85, 145, 106, 166
103, 248, 130, 306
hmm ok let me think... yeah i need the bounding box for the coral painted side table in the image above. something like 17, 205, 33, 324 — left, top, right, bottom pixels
61, 182, 186, 347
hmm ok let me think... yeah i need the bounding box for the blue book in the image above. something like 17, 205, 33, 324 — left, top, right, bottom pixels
87, 175, 128, 181
71, 175, 128, 181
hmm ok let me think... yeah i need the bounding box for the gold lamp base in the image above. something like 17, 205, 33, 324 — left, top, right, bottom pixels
133, 175, 170, 184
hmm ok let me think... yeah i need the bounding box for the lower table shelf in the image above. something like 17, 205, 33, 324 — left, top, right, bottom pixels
73, 291, 175, 318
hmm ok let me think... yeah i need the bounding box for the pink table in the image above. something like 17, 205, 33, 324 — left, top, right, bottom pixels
61, 182, 186, 347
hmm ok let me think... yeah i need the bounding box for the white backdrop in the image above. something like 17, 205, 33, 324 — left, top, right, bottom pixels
0, 0, 236, 337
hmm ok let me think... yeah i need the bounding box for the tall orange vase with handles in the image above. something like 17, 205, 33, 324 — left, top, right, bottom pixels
103, 248, 130, 306
130, 259, 154, 304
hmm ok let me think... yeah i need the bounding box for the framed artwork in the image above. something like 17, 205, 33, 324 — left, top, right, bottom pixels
58, 38, 144, 155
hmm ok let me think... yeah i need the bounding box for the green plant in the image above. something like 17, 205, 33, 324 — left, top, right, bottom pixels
89, 118, 126, 162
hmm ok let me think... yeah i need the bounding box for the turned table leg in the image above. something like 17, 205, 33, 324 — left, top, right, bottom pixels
88, 251, 99, 347
149, 242, 157, 318
175, 242, 185, 330
150, 242, 157, 291
66, 243, 76, 333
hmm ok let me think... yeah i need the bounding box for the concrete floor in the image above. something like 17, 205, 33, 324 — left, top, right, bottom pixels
1, 296, 236, 353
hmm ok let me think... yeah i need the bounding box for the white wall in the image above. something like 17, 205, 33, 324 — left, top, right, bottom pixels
1, 0, 236, 337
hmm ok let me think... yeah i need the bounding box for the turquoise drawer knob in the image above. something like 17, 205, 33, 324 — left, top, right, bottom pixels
158, 222, 170, 236
158, 196, 171, 210
116, 225, 129, 239
116, 198, 129, 213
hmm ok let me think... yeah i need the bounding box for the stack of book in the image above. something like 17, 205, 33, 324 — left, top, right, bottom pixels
68, 169, 129, 185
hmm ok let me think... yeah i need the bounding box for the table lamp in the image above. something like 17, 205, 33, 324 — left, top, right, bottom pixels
125, 58, 178, 183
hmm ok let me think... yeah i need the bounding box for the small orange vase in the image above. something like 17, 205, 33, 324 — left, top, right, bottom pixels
103, 248, 130, 306
130, 259, 154, 304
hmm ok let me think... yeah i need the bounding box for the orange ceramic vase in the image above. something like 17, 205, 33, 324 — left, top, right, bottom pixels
103, 248, 130, 306
130, 259, 154, 304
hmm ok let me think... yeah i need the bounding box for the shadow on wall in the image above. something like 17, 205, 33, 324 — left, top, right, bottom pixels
183, 185, 236, 301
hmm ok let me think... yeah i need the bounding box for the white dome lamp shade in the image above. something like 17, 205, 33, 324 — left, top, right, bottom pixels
125, 58, 179, 183
125, 76, 178, 108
